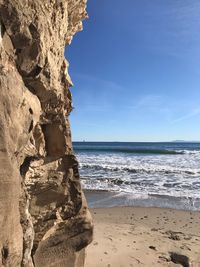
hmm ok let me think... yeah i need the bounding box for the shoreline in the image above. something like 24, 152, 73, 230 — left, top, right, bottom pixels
85, 206, 200, 267
84, 189, 200, 211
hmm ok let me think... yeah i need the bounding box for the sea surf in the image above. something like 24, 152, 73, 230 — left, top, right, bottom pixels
73, 142, 200, 210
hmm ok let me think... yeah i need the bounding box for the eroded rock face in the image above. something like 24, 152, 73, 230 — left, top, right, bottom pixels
0, 1, 93, 266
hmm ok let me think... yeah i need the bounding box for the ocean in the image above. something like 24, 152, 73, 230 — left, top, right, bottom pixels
73, 142, 200, 210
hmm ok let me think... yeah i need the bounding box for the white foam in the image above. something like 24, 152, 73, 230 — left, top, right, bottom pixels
78, 151, 200, 199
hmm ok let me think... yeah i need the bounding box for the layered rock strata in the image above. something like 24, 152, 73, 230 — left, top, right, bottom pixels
0, 1, 93, 266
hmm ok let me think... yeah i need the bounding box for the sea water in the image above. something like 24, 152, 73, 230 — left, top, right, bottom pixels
73, 142, 200, 210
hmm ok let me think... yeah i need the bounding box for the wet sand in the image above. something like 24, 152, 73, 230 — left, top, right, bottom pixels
84, 189, 200, 211
85, 207, 200, 267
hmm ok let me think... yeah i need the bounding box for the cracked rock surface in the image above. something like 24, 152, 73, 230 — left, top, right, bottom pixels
0, 1, 93, 266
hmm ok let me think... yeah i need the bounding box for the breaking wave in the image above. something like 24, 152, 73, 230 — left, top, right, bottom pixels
75, 147, 187, 155
74, 142, 200, 207
80, 163, 200, 176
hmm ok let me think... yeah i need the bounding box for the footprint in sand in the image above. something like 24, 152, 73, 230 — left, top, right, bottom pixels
180, 244, 191, 251
149, 245, 156, 251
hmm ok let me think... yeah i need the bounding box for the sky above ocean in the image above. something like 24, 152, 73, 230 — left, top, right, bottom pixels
66, 0, 200, 142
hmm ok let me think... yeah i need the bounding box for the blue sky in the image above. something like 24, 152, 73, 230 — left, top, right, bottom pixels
66, 0, 200, 142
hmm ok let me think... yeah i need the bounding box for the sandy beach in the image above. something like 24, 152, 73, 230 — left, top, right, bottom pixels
85, 207, 200, 267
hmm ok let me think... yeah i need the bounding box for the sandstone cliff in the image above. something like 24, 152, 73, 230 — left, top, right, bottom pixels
0, 1, 93, 266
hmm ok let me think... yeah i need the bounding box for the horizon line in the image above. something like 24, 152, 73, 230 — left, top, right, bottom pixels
72, 140, 200, 143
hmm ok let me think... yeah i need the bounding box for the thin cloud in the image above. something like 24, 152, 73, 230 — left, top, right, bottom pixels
171, 108, 200, 123
129, 94, 162, 110
73, 73, 124, 92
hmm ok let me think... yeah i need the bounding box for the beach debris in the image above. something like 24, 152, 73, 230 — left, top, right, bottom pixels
1, 245, 9, 265
170, 252, 190, 267
158, 254, 170, 262
165, 230, 182, 240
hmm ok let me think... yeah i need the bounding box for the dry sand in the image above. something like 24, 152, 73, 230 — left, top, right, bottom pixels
85, 207, 200, 267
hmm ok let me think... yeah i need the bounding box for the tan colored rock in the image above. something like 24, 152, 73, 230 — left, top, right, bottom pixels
0, 1, 93, 266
